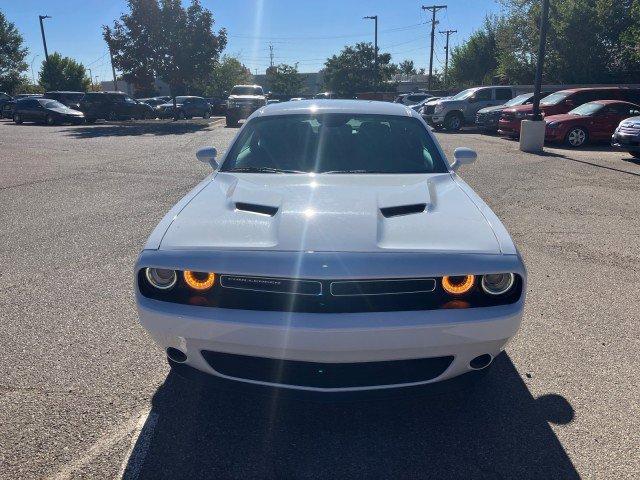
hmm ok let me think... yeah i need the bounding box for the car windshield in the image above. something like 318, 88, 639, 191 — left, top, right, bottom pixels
230, 86, 262, 95
39, 99, 66, 108
221, 114, 448, 174
504, 93, 532, 107
568, 102, 603, 116
540, 92, 570, 105
450, 88, 477, 101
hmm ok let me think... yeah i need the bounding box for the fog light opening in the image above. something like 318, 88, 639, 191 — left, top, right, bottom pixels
469, 354, 492, 370
167, 347, 187, 363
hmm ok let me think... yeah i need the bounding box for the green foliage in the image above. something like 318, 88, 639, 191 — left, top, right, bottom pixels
0, 10, 29, 94
104, 0, 227, 96
38, 52, 90, 91
449, 18, 501, 86
398, 60, 417, 75
323, 42, 397, 97
198, 55, 252, 97
266, 63, 304, 95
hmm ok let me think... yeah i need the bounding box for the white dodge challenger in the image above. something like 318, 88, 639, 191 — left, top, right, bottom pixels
135, 100, 526, 394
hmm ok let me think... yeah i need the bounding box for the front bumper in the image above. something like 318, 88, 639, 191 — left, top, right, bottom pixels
497, 118, 521, 136
227, 104, 261, 120
611, 132, 640, 151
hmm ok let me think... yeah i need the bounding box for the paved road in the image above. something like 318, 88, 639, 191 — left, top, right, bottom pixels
0, 118, 638, 479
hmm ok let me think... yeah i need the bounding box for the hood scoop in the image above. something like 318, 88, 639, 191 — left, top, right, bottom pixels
235, 202, 278, 217
380, 203, 427, 218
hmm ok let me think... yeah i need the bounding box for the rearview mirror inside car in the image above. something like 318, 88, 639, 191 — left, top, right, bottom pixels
452, 147, 477, 171
196, 146, 218, 169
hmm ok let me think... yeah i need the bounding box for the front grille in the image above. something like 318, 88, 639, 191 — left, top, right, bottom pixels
138, 271, 524, 312
201, 351, 453, 388
619, 125, 640, 135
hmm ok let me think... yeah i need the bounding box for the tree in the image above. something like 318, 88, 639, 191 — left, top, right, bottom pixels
399, 59, 417, 75
449, 18, 501, 86
0, 10, 29, 94
38, 52, 90, 91
200, 55, 252, 97
103, 0, 227, 96
266, 63, 304, 94
323, 42, 397, 97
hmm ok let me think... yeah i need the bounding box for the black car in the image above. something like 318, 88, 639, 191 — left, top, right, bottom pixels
1, 94, 42, 119
612, 116, 640, 158
79, 92, 154, 122
204, 97, 227, 115
158, 96, 211, 119
13, 97, 85, 125
43, 91, 85, 110
475, 91, 551, 132
0, 92, 13, 119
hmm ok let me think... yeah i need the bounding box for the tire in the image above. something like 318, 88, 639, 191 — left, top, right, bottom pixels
225, 115, 238, 127
46, 114, 56, 126
564, 127, 588, 148
13, 113, 22, 124
631, 151, 640, 159
444, 112, 463, 131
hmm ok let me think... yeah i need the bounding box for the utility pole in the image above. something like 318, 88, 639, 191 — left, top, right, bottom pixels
88, 67, 93, 89
30, 54, 40, 84
38, 15, 51, 61
363, 15, 378, 92
108, 45, 118, 91
439, 29, 456, 86
269, 43, 274, 68
421, 5, 446, 91
532, 0, 550, 121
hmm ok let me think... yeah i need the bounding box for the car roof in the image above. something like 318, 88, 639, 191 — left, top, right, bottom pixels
556, 86, 639, 94
258, 99, 414, 117
590, 99, 639, 105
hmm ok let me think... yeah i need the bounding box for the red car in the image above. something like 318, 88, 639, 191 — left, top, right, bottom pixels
544, 100, 640, 147
498, 87, 640, 137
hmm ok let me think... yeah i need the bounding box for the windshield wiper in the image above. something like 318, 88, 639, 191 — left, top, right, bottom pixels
322, 169, 381, 174
226, 166, 306, 174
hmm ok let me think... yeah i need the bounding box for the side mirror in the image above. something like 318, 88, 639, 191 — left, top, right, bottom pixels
451, 147, 477, 171
196, 146, 218, 169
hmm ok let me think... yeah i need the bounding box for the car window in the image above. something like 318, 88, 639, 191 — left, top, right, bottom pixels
475, 89, 492, 101
39, 99, 66, 108
494, 88, 512, 101
124, 97, 136, 104
221, 114, 448, 174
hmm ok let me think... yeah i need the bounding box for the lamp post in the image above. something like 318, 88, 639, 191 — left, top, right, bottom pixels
38, 15, 51, 61
363, 15, 378, 92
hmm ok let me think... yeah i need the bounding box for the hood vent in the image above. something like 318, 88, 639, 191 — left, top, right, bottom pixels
235, 202, 278, 217
380, 203, 426, 218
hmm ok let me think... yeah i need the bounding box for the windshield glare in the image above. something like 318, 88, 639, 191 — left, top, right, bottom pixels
221, 114, 448, 174
540, 92, 569, 105
39, 99, 66, 108
569, 102, 602, 116
230, 86, 262, 95
504, 93, 532, 107
450, 88, 477, 101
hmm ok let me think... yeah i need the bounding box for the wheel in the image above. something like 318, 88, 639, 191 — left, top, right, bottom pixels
225, 115, 238, 127
631, 151, 640, 159
444, 112, 463, 131
13, 113, 22, 124
203, 110, 210, 119
46, 114, 56, 126
564, 127, 588, 148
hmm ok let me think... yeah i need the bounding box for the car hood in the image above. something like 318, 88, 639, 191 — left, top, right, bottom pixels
159, 102, 181, 107
228, 95, 265, 101
159, 173, 502, 254
478, 105, 505, 114
49, 107, 83, 115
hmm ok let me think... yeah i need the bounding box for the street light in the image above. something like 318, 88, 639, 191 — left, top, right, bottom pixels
363, 15, 378, 92
38, 15, 51, 61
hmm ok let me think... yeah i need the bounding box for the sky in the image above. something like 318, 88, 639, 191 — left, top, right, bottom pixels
2, 0, 504, 83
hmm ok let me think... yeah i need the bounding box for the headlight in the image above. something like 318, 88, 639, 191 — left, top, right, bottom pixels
434, 104, 444, 113
145, 268, 177, 290
442, 275, 475, 295
546, 122, 559, 129
481, 273, 515, 295
183, 270, 216, 291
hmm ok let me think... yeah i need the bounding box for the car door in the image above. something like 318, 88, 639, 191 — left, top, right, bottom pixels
468, 88, 494, 118
599, 104, 640, 139
21, 99, 39, 121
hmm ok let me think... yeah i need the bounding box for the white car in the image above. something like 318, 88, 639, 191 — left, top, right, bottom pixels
135, 100, 526, 395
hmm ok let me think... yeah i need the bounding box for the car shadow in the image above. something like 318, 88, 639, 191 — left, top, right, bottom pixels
62, 120, 214, 138
126, 353, 579, 480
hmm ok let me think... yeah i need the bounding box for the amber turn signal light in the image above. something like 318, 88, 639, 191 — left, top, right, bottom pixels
183, 271, 216, 291
442, 275, 475, 295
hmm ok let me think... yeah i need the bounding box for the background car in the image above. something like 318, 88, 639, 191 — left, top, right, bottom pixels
13, 97, 85, 125
3, 93, 42, 118
137, 96, 171, 118
0, 92, 14, 118
431, 86, 516, 131
498, 87, 640, 137
612, 116, 640, 158
158, 96, 211, 119
225, 85, 266, 127
43, 91, 85, 110
475, 92, 550, 132
204, 97, 227, 115
545, 100, 640, 147
394, 92, 432, 105
80, 92, 154, 122
313, 91, 337, 99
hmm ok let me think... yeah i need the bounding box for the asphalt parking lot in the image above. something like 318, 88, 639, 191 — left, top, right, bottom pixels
1, 117, 638, 479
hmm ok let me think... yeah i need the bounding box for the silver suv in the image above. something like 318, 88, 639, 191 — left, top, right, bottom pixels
430, 86, 516, 131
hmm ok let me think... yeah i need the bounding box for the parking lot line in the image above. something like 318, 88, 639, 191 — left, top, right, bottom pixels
118, 410, 159, 480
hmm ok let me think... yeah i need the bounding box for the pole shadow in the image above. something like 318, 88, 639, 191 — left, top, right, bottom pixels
62, 121, 213, 139
127, 353, 579, 479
